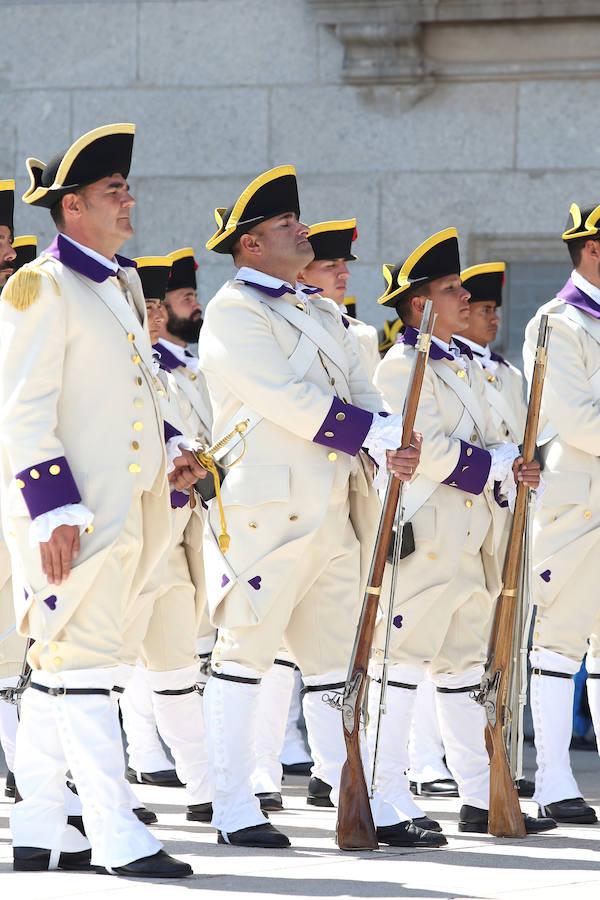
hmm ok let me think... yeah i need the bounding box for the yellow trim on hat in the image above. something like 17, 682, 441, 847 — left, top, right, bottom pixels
12, 235, 37, 249
377, 227, 458, 305
167, 247, 194, 263
23, 124, 135, 206
134, 256, 173, 269
308, 218, 356, 237
460, 261, 505, 281
0, 179, 15, 193
22, 159, 45, 203
343, 295, 356, 307
562, 202, 600, 241
206, 164, 297, 251
379, 318, 403, 352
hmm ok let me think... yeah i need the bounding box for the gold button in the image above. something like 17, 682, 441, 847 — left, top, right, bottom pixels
457, 369, 466, 378
189, 373, 197, 381
85, 524, 94, 534
328, 452, 338, 462
330, 377, 336, 386
465, 499, 473, 509
134, 398, 144, 408
289, 514, 298, 521
132, 354, 141, 364
127, 332, 135, 342
50, 642, 59, 653
54, 657, 63, 667
131, 441, 140, 451
136, 376, 143, 386
487, 374, 496, 383
427, 552, 437, 560
584, 510, 592, 519
466, 448, 473, 457
16, 478, 25, 489
129, 463, 142, 474
471, 433, 478, 443
133, 421, 143, 432
296, 302, 305, 311
49, 464, 61, 475
30, 469, 40, 480
324, 431, 334, 438
335, 412, 346, 422
249, 521, 258, 529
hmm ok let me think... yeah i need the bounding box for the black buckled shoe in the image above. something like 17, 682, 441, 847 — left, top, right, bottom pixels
376, 821, 447, 847
108, 849, 192, 878
186, 802, 213, 822
256, 791, 283, 811
516, 778, 535, 798
459, 804, 557, 833
413, 815, 442, 833
126, 767, 184, 787
538, 797, 598, 824
410, 778, 459, 797
5, 770, 15, 798
307, 776, 334, 808
218, 822, 290, 848
133, 806, 157, 825
13, 847, 92, 872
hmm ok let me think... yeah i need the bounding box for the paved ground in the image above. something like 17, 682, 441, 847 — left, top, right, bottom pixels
0, 746, 599, 899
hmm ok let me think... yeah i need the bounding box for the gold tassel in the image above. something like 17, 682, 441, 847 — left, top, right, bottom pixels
1, 262, 59, 311
194, 419, 249, 554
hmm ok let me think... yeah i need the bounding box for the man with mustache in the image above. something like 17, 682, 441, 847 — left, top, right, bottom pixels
0, 124, 200, 877
371, 228, 553, 838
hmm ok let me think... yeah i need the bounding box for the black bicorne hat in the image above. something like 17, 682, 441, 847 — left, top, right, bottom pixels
166, 247, 197, 292
562, 202, 600, 242
135, 256, 173, 302
377, 228, 461, 308
22, 123, 135, 209
460, 262, 505, 307
206, 165, 300, 255
308, 219, 357, 261
0, 180, 15, 232
12, 235, 38, 272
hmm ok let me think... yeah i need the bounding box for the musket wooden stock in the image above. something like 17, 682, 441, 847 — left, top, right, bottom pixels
484, 315, 549, 838
336, 302, 434, 851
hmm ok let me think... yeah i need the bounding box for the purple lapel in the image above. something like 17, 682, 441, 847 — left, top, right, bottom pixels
153, 343, 186, 372
557, 277, 600, 320
44, 234, 137, 283
238, 279, 294, 299
399, 326, 472, 362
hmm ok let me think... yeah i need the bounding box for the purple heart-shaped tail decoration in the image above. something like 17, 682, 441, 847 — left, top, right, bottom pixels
540, 569, 551, 583
221, 574, 230, 588
44, 595, 57, 611
248, 576, 262, 591
393, 614, 403, 629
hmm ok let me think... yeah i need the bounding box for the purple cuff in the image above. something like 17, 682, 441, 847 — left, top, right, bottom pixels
164, 421, 182, 444
442, 440, 491, 495
313, 397, 374, 456
15, 456, 82, 520
170, 489, 190, 509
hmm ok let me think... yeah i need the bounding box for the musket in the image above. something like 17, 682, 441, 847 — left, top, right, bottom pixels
335, 300, 435, 851
475, 314, 550, 838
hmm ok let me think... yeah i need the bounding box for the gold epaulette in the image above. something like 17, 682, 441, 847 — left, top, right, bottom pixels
1, 257, 60, 311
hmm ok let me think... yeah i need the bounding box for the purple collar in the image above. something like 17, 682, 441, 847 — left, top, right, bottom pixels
153, 343, 186, 372
44, 234, 136, 283
557, 276, 600, 321
399, 326, 473, 361
238, 278, 322, 299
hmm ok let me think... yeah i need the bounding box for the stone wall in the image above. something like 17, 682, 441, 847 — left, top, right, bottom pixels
2, 0, 599, 340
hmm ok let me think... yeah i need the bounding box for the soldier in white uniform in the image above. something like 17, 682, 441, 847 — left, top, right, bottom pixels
0, 124, 204, 876
371, 228, 553, 837
122, 255, 213, 822
523, 201, 600, 825
199, 165, 438, 850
